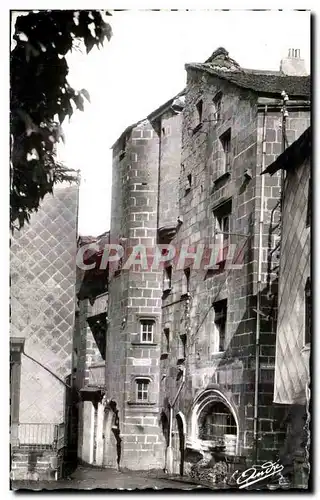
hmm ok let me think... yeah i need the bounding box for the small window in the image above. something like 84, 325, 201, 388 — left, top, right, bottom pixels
183, 268, 190, 294
214, 200, 232, 264
305, 277, 311, 345
163, 328, 170, 353
196, 100, 203, 124
213, 92, 222, 123
220, 128, 231, 173
306, 178, 311, 227
185, 174, 192, 194
140, 319, 154, 343
163, 266, 172, 291
136, 379, 150, 401
213, 299, 227, 352
178, 334, 186, 362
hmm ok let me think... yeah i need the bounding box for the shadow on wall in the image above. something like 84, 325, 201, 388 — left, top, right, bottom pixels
63, 373, 79, 477
109, 400, 122, 471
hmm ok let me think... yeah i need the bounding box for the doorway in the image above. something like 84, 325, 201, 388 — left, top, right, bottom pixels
176, 413, 185, 476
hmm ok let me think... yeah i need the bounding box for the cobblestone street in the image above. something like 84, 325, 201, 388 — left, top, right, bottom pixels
12, 465, 204, 491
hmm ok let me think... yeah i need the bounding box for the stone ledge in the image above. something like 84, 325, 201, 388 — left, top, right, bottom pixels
131, 342, 158, 347
127, 402, 156, 406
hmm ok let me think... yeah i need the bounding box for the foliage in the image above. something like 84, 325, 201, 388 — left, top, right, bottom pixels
10, 10, 112, 231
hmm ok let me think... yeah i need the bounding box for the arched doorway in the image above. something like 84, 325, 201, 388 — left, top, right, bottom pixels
191, 390, 239, 455
160, 412, 169, 472
176, 413, 186, 476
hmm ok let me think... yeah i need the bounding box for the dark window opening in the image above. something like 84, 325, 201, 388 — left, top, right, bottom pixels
184, 268, 190, 294
305, 277, 311, 345
163, 328, 170, 353
185, 174, 192, 194
213, 92, 222, 123
213, 299, 227, 352
306, 178, 311, 227
140, 319, 154, 343
136, 379, 150, 401
196, 99, 203, 124
178, 334, 186, 362
220, 128, 231, 173
163, 266, 172, 291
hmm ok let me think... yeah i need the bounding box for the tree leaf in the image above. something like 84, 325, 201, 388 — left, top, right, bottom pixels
10, 10, 111, 231
80, 88, 91, 103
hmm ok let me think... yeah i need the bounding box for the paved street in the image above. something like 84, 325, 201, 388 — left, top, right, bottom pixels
12, 465, 205, 491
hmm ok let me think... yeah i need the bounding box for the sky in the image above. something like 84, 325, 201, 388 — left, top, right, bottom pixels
56, 9, 311, 237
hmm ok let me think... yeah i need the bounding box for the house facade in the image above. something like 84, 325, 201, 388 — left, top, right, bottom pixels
262, 126, 311, 488
10, 183, 79, 480
158, 48, 310, 476
73, 47, 310, 477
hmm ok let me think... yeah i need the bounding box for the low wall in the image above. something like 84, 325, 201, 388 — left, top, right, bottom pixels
11, 447, 65, 481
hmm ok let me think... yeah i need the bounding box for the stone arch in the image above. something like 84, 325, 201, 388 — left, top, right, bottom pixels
190, 389, 239, 455
176, 411, 187, 435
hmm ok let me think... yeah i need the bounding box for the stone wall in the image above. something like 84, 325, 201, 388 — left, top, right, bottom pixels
11, 447, 64, 481
159, 67, 310, 467
107, 120, 164, 469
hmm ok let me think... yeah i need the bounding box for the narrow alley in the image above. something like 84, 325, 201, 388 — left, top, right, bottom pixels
12, 465, 205, 491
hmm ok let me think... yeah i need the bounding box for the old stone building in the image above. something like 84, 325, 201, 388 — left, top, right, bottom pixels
74, 47, 310, 477
10, 183, 79, 480
262, 126, 311, 488
159, 47, 310, 475
106, 92, 185, 470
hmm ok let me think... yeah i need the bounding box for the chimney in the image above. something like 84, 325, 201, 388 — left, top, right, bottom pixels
280, 48, 308, 76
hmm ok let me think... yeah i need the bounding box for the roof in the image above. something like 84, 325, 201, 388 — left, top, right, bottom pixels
147, 88, 186, 122
186, 63, 310, 98
112, 89, 185, 149
186, 47, 310, 99
262, 126, 311, 175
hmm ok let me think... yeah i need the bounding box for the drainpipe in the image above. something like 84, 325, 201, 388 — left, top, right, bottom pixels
253, 105, 268, 462
166, 367, 186, 473
280, 92, 289, 206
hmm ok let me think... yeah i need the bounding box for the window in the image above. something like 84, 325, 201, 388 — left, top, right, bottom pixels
163, 328, 170, 353
140, 319, 154, 343
185, 174, 192, 194
196, 100, 203, 124
213, 299, 227, 352
213, 92, 222, 122
183, 268, 190, 294
306, 178, 311, 227
198, 402, 237, 451
305, 277, 311, 345
163, 266, 172, 291
136, 379, 150, 401
220, 128, 231, 173
178, 334, 186, 362
214, 200, 232, 264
